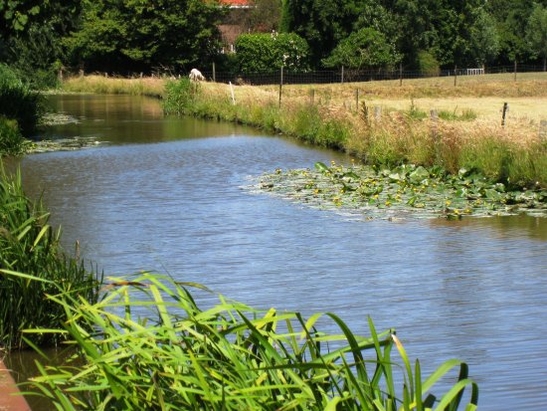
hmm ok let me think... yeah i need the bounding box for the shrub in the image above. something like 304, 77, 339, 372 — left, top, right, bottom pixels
0, 64, 45, 137
417, 50, 440, 77
0, 117, 28, 156
235, 32, 310, 73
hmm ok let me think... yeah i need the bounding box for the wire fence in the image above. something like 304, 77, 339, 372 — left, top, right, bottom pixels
197, 64, 546, 86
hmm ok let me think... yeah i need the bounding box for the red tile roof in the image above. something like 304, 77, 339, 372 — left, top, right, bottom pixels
219, 0, 251, 6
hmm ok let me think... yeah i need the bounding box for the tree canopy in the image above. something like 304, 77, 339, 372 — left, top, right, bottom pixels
64, 0, 224, 74
322, 27, 399, 70
2, 0, 547, 80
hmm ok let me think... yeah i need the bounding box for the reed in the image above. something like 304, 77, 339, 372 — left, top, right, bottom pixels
20, 272, 478, 410
0, 164, 102, 350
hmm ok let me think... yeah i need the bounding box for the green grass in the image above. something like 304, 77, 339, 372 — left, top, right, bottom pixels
0, 163, 102, 350
17, 272, 478, 410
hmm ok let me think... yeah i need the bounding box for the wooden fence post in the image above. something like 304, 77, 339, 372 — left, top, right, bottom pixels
279, 65, 284, 107
501, 102, 509, 126
514, 60, 517, 82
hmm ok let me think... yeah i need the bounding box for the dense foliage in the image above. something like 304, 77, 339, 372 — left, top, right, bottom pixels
235, 32, 310, 73
64, 0, 224, 74
0, 64, 43, 153
322, 27, 399, 70
2, 0, 547, 76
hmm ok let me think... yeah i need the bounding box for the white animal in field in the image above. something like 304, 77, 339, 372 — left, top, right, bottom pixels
189, 68, 205, 81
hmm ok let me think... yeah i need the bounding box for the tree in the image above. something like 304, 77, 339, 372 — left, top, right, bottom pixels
322, 27, 399, 70
0, 0, 82, 86
383, 0, 439, 69
280, 0, 393, 68
64, 0, 225, 74
468, 7, 500, 67
527, 3, 547, 70
486, 0, 547, 64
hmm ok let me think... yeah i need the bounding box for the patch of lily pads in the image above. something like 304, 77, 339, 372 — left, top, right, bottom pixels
250, 161, 547, 220
27, 136, 105, 153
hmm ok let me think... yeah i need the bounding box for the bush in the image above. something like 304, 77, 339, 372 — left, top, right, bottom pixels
162, 77, 201, 116
0, 64, 45, 137
235, 32, 310, 73
0, 117, 28, 156
417, 50, 440, 77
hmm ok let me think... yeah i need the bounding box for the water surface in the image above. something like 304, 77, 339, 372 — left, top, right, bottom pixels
12, 94, 547, 410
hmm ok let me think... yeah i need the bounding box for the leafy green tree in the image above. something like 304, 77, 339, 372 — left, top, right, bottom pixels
486, 0, 547, 64
65, 0, 225, 74
234, 32, 309, 73
322, 27, 399, 70
384, 0, 439, 69
389, 0, 498, 69
469, 7, 500, 67
0, 0, 82, 86
280, 0, 393, 67
527, 3, 547, 70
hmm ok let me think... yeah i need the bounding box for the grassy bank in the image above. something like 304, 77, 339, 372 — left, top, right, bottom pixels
0, 164, 102, 350
59, 73, 547, 188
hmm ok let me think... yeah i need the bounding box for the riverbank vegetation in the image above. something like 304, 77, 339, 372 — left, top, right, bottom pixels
0, 164, 102, 350
162, 73, 547, 191
20, 272, 478, 410
0, 64, 43, 156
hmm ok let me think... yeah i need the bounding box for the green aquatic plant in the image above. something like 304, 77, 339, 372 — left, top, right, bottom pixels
16, 272, 478, 410
253, 161, 547, 220
0, 164, 101, 349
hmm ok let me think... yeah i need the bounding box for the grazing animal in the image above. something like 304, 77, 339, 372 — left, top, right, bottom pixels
189, 68, 205, 82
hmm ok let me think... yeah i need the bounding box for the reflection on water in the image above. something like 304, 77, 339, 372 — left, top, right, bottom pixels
9, 95, 547, 410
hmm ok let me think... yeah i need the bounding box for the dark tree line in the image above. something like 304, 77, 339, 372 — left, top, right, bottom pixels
1, 0, 547, 85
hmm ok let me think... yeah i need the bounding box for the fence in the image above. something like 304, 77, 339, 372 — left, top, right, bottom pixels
195, 64, 546, 86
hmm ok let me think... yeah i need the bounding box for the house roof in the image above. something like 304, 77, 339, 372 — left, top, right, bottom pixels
219, 0, 252, 7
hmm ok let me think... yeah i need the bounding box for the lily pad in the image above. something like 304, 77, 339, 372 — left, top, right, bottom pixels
248, 162, 547, 221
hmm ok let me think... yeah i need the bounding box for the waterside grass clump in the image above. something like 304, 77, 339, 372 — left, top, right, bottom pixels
20, 272, 478, 411
0, 164, 102, 350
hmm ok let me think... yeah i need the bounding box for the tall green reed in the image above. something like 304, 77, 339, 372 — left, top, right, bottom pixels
21, 272, 478, 410
0, 164, 102, 349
